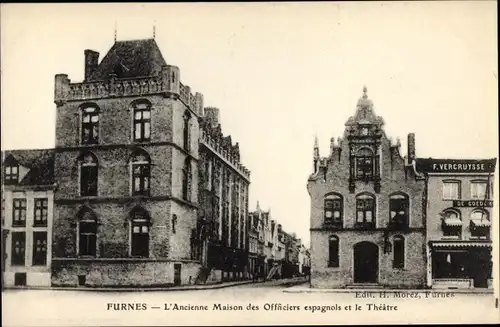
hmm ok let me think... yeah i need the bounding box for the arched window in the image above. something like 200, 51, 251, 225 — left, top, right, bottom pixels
81, 105, 99, 145
328, 235, 339, 267
130, 207, 150, 257
470, 209, 490, 239
130, 149, 151, 196
183, 111, 191, 151
393, 235, 405, 269
441, 209, 462, 238
182, 157, 192, 201
133, 101, 151, 142
324, 193, 343, 226
80, 152, 98, 196
172, 214, 177, 234
355, 193, 376, 227
389, 193, 409, 227
78, 208, 97, 257
355, 148, 374, 180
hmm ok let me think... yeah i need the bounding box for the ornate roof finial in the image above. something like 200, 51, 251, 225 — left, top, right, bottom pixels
153, 21, 156, 39
114, 21, 117, 42
314, 134, 319, 148
362, 85, 368, 99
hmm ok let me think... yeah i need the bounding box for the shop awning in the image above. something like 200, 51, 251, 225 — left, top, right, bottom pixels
443, 218, 463, 226
470, 219, 491, 227
431, 241, 492, 248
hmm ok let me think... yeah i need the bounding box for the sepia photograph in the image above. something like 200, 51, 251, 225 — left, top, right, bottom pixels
1, 1, 498, 326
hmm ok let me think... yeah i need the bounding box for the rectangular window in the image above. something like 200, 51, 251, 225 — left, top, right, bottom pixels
11, 232, 26, 266
393, 238, 405, 269
12, 199, 27, 227
81, 110, 99, 144
328, 237, 339, 268
356, 198, 375, 226
356, 157, 373, 179
32, 231, 48, 266
4, 165, 19, 184
133, 107, 151, 142
132, 164, 150, 196
471, 182, 487, 199
81, 165, 98, 196
443, 182, 460, 200
324, 198, 343, 225
34, 198, 48, 227
390, 197, 409, 227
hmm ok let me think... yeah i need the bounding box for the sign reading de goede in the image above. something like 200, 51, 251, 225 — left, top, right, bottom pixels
453, 200, 493, 207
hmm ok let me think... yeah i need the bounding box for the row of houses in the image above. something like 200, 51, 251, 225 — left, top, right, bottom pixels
308, 87, 496, 290
1, 38, 309, 288
247, 202, 311, 280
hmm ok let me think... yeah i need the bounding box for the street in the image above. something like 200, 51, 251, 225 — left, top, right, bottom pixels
2, 281, 499, 326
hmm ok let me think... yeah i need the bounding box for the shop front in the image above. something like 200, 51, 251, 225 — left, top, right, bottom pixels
430, 241, 492, 289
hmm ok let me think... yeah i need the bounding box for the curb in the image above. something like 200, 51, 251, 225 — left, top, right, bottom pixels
3, 278, 307, 293
282, 287, 494, 295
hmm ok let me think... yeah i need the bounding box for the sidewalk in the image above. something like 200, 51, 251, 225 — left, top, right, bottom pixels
3, 277, 308, 293
283, 283, 494, 294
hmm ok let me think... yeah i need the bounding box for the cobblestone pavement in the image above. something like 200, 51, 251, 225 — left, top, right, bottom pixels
3, 281, 498, 326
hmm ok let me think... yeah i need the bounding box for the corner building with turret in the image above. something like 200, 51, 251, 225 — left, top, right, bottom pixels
51, 38, 250, 287
307, 88, 427, 289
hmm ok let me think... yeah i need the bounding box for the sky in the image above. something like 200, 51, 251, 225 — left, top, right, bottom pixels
1, 2, 498, 247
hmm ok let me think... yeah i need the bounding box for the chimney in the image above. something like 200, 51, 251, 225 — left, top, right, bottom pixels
204, 107, 220, 127
408, 133, 416, 162
84, 50, 100, 81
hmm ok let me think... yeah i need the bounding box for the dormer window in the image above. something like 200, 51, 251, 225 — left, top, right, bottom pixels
4, 164, 19, 184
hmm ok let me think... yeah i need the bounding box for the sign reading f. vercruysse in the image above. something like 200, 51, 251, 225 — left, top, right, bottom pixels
415, 158, 497, 173
453, 200, 493, 207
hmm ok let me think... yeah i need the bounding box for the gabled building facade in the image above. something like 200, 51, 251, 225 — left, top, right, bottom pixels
416, 158, 496, 289
2, 150, 55, 287
52, 39, 204, 287
197, 107, 251, 283
308, 87, 427, 289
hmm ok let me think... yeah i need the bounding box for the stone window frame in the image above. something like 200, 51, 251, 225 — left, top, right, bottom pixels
183, 110, 192, 152
355, 192, 376, 228
324, 193, 343, 227
441, 208, 462, 239
131, 99, 152, 143
33, 198, 48, 227
442, 179, 461, 200
3, 163, 19, 184
182, 157, 192, 202
79, 103, 100, 145
129, 148, 151, 196
328, 235, 340, 268
78, 151, 98, 197
469, 208, 490, 239
32, 231, 48, 266
392, 235, 405, 269
470, 180, 489, 200
129, 206, 151, 258
389, 192, 410, 227
172, 214, 177, 234
77, 206, 98, 257
355, 147, 375, 180
12, 198, 27, 227
11, 231, 26, 266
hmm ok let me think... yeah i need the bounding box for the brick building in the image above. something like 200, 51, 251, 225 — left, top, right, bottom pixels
2, 150, 55, 287
51, 38, 205, 287
308, 87, 427, 289
416, 158, 496, 289
197, 107, 251, 283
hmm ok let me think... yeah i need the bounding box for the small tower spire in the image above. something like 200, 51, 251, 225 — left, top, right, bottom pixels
313, 135, 320, 173
153, 21, 156, 39
362, 85, 368, 99
114, 21, 117, 42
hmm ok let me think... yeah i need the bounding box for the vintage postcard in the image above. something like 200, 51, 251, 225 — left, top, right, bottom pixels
1, 2, 498, 326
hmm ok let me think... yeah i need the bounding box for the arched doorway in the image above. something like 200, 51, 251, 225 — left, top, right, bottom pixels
353, 242, 379, 283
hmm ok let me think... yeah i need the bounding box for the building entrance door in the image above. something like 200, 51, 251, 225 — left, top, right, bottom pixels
353, 242, 379, 283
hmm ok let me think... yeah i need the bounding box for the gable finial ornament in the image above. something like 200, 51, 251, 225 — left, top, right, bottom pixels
153, 21, 156, 39
114, 21, 117, 42
362, 85, 368, 99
